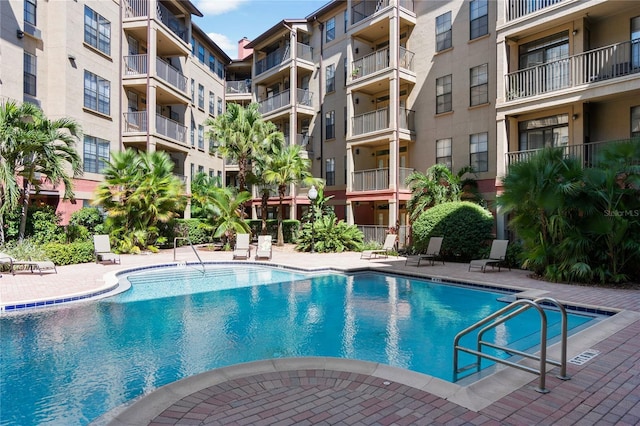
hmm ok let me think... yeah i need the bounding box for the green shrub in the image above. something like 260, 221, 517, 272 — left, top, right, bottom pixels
30, 207, 65, 244
42, 241, 95, 265
246, 219, 299, 243
411, 201, 494, 262
65, 224, 90, 243
173, 219, 213, 245
69, 207, 104, 235
0, 240, 48, 272
296, 216, 363, 253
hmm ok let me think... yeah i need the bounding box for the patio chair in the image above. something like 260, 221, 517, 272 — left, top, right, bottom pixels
405, 237, 444, 266
0, 252, 57, 275
255, 235, 273, 260
232, 233, 251, 260
468, 240, 510, 272
361, 234, 397, 260
93, 234, 121, 264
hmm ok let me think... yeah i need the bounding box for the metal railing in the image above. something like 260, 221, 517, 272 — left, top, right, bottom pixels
352, 0, 390, 25
453, 297, 569, 393
353, 108, 388, 135
353, 48, 389, 79
123, 0, 148, 18
506, 39, 640, 101
357, 225, 409, 248
258, 90, 290, 115
284, 133, 312, 147
123, 111, 147, 132
156, 114, 187, 143
123, 54, 147, 75
506, 0, 567, 21
352, 167, 413, 191
123, 0, 187, 43
297, 42, 313, 62
173, 237, 204, 273
506, 138, 640, 167
255, 46, 290, 75
399, 46, 415, 71
226, 80, 252, 94
156, 58, 188, 93
297, 88, 313, 107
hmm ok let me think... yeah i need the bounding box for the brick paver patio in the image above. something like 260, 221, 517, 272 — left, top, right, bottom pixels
1, 245, 638, 425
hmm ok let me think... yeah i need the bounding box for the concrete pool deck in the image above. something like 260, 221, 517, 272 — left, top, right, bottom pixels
1, 245, 639, 425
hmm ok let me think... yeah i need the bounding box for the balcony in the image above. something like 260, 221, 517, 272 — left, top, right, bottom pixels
258, 90, 290, 115
123, 0, 187, 43
352, 167, 413, 191
506, 39, 640, 101
284, 133, 313, 148
255, 46, 290, 76
156, 58, 188, 93
352, 107, 415, 136
297, 43, 313, 62
123, 111, 147, 132
123, 112, 187, 145
506, 0, 567, 22
351, 0, 414, 25
226, 80, 252, 94
351, 47, 414, 81
505, 138, 639, 167
297, 88, 313, 108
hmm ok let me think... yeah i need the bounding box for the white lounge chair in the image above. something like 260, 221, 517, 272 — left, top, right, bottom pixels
361, 234, 397, 260
0, 252, 57, 275
93, 235, 121, 264
405, 237, 444, 266
255, 235, 273, 260
469, 240, 510, 272
232, 233, 251, 260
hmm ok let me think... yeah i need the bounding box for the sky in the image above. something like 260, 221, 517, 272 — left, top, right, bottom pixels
192, 0, 328, 59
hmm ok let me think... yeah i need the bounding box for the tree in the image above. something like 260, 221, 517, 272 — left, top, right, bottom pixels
0, 101, 82, 242
263, 144, 315, 246
202, 186, 252, 245
190, 172, 222, 219
93, 149, 186, 253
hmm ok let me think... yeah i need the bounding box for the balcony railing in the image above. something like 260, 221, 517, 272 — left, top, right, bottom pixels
255, 46, 290, 75
352, 107, 415, 136
258, 90, 290, 115
297, 42, 313, 62
156, 58, 188, 93
284, 133, 313, 148
156, 114, 187, 143
124, 54, 147, 75
357, 225, 408, 248
297, 88, 313, 107
506, 0, 567, 22
506, 39, 640, 101
123, 111, 148, 132
399, 108, 415, 131
506, 138, 639, 167
353, 48, 389, 79
226, 80, 252, 94
352, 167, 413, 191
352, 0, 390, 25
123, 0, 187, 43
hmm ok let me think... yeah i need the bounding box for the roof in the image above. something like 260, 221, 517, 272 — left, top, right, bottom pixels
245, 19, 309, 48
306, 0, 346, 21
183, 0, 204, 18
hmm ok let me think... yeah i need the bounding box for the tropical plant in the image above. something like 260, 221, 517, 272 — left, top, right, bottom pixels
0, 100, 82, 242
296, 215, 364, 253
190, 172, 222, 219
200, 186, 252, 244
69, 207, 104, 235
93, 149, 186, 253
264, 144, 317, 246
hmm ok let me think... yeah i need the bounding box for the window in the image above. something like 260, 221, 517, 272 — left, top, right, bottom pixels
84, 70, 110, 115
216, 60, 224, 79
326, 158, 335, 186
191, 36, 196, 55
198, 165, 204, 175
83, 135, 109, 173
190, 79, 195, 103
23, 52, 36, 96
470, 133, 488, 172
197, 43, 205, 63
326, 110, 335, 139
470, 0, 488, 40
344, 10, 348, 33
209, 54, 216, 73
198, 84, 204, 109
519, 32, 569, 91
24, 0, 36, 26
518, 114, 569, 151
436, 12, 452, 51
326, 17, 335, 42
198, 125, 204, 149
470, 64, 488, 106
631, 106, 640, 138
436, 75, 452, 114
343, 57, 347, 85
217, 97, 223, 115
436, 139, 452, 169
209, 91, 215, 114
84, 6, 111, 55
632, 16, 640, 69
326, 64, 335, 93
190, 163, 195, 180
190, 117, 195, 146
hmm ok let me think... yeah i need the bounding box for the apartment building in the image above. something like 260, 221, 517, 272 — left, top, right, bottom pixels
1, 0, 229, 222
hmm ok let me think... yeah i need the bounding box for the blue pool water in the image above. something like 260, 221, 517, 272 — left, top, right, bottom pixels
0, 265, 595, 426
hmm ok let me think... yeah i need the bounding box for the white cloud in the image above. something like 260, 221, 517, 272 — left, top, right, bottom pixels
196, 0, 250, 15
208, 32, 237, 58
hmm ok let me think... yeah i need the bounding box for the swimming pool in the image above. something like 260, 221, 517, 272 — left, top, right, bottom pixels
0, 264, 597, 426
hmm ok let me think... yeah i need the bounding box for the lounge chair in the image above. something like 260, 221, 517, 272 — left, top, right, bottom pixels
93, 234, 121, 264
0, 252, 57, 275
405, 237, 444, 266
468, 240, 510, 272
361, 234, 397, 260
232, 233, 251, 260
255, 235, 273, 260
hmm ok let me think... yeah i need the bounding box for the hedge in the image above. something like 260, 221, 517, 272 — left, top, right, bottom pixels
42, 241, 95, 265
246, 219, 300, 243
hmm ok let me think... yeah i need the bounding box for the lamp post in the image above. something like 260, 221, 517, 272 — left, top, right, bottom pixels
308, 185, 318, 253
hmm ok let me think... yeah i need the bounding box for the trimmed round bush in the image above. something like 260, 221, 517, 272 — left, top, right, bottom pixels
411, 201, 494, 261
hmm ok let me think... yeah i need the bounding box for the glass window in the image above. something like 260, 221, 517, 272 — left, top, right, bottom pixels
631, 16, 640, 69
216, 59, 224, 79
190, 117, 195, 146
519, 32, 569, 91
23, 52, 36, 96
209, 54, 216, 73
326, 158, 335, 186
632, 106, 640, 138
470, 0, 488, 40
436, 138, 452, 169
470, 64, 488, 106
198, 84, 204, 109
84, 6, 111, 55
84, 70, 110, 115
198, 125, 204, 149
24, 0, 36, 26
326, 17, 335, 42
518, 115, 569, 151
470, 133, 489, 172
217, 97, 223, 115
326, 64, 335, 93
325, 110, 335, 139
436, 12, 452, 52
436, 75, 452, 114
344, 10, 348, 33
197, 43, 205, 63
191, 36, 196, 55
83, 135, 110, 173
209, 91, 215, 115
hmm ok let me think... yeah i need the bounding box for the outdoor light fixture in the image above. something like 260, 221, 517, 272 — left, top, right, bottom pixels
308, 185, 318, 253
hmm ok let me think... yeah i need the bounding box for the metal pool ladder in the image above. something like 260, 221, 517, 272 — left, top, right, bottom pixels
173, 237, 205, 272
453, 297, 570, 393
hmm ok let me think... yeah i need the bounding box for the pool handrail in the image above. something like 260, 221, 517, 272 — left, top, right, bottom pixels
173, 237, 205, 272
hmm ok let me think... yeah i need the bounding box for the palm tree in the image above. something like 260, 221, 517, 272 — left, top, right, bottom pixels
190, 172, 222, 219
94, 149, 186, 252
263, 144, 316, 246
202, 186, 252, 245
0, 101, 82, 241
